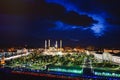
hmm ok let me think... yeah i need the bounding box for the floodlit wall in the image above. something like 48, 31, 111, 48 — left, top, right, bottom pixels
93, 52, 120, 64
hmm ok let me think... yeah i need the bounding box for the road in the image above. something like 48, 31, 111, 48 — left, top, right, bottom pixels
4, 52, 30, 61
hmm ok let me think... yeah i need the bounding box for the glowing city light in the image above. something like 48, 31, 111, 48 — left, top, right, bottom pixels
94, 71, 120, 77
48, 67, 83, 74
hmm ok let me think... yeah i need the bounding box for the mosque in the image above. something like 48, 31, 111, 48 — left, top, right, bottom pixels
43, 40, 65, 55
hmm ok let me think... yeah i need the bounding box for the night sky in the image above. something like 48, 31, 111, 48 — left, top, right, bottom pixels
0, 0, 120, 48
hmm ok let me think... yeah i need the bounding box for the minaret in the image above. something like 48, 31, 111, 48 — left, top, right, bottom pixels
60, 40, 62, 49
48, 39, 50, 49
45, 40, 47, 51
55, 41, 58, 48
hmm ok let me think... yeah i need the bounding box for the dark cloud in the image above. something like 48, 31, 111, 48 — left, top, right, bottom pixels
0, 0, 97, 27
37, 0, 97, 27
64, 0, 102, 13
60, 11, 98, 26
68, 0, 120, 14
68, 0, 120, 25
